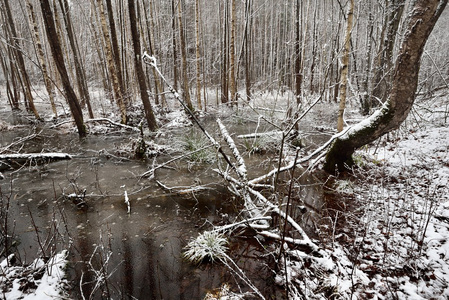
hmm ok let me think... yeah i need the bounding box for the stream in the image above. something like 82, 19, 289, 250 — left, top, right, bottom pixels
0, 109, 329, 299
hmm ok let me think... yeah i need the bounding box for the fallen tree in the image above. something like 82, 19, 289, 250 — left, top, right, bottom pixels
0, 152, 72, 171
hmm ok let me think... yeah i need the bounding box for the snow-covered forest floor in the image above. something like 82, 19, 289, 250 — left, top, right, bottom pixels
279, 91, 449, 299
1, 86, 448, 299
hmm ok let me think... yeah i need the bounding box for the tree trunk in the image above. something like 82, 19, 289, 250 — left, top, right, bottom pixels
171, 0, 179, 91
128, 0, 158, 132
40, 0, 86, 137
97, 0, 127, 124
221, 1, 229, 104
361, 9, 374, 115
177, 0, 194, 111
26, 0, 58, 118
2, 0, 40, 119
294, 0, 302, 106
324, 0, 448, 173
229, 0, 237, 106
58, 0, 94, 119
195, 0, 203, 110
244, 0, 252, 103
336, 0, 354, 132
371, 0, 405, 106
105, 0, 124, 95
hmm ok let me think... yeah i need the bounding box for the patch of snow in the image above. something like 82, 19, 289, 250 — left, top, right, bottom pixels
0, 250, 70, 300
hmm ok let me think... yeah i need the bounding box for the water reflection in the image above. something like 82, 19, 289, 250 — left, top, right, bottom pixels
1, 110, 328, 299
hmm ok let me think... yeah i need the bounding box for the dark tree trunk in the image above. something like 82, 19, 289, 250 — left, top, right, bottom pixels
294, 0, 302, 106
324, 0, 448, 173
128, 0, 158, 132
40, 0, 86, 137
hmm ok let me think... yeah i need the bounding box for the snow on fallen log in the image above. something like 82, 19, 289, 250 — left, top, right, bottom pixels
217, 118, 247, 182
0, 152, 72, 160
0, 152, 72, 171
236, 131, 283, 139
85, 118, 140, 132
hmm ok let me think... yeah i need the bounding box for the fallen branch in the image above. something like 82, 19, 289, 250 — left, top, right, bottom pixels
249, 126, 352, 185
156, 180, 213, 195
237, 131, 283, 139
0, 132, 40, 154
85, 118, 140, 132
0, 152, 72, 160
140, 144, 214, 179
217, 119, 247, 182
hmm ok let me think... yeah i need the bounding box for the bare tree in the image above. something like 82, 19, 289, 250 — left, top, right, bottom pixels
40, 0, 86, 137
195, 0, 203, 110
97, 0, 127, 124
1, 0, 40, 119
324, 0, 448, 172
58, 0, 94, 119
229, 0, 237, 105
177, 0, 194, 111
128, 0, 158, 131
336, 0, 354, 132
25, 0, 57, 117
371, 0, 405, 107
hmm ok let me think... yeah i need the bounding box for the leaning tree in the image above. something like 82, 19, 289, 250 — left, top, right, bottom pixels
324, 0, 448, 173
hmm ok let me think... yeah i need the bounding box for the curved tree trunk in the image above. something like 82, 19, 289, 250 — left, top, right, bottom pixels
324, 0, 448, 173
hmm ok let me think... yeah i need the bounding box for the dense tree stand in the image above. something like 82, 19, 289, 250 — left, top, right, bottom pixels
324, 0, 448, 173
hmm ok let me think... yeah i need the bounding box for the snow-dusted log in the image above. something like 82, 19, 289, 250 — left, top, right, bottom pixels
237, 131, 283, 139
249, 127, 351, 185
217, 119, 247, 182
86, 118, 140, 132
155, 180, 213, 195
0, 153, 72, 160
0, 152, 72, 171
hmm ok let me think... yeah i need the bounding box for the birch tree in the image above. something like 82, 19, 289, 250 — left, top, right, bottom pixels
336, 0, 354, 132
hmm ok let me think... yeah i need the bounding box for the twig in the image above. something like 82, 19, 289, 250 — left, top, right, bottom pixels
140, 144, 214, 179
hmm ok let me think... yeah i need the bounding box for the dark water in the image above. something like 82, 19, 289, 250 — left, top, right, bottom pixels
0, 109, 326, 299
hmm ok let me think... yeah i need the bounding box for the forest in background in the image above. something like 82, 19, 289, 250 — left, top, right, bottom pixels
0, 0, 448, 127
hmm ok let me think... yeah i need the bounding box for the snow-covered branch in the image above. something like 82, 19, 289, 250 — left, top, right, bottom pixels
86, 118, 140, 132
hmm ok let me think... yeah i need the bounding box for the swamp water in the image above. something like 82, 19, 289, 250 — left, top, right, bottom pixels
0, 110, 328, 299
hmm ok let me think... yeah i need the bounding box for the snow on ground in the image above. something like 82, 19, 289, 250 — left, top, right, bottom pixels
347, 123, 449, 299
270, 92, 449, 299
0, 250, 70, 299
